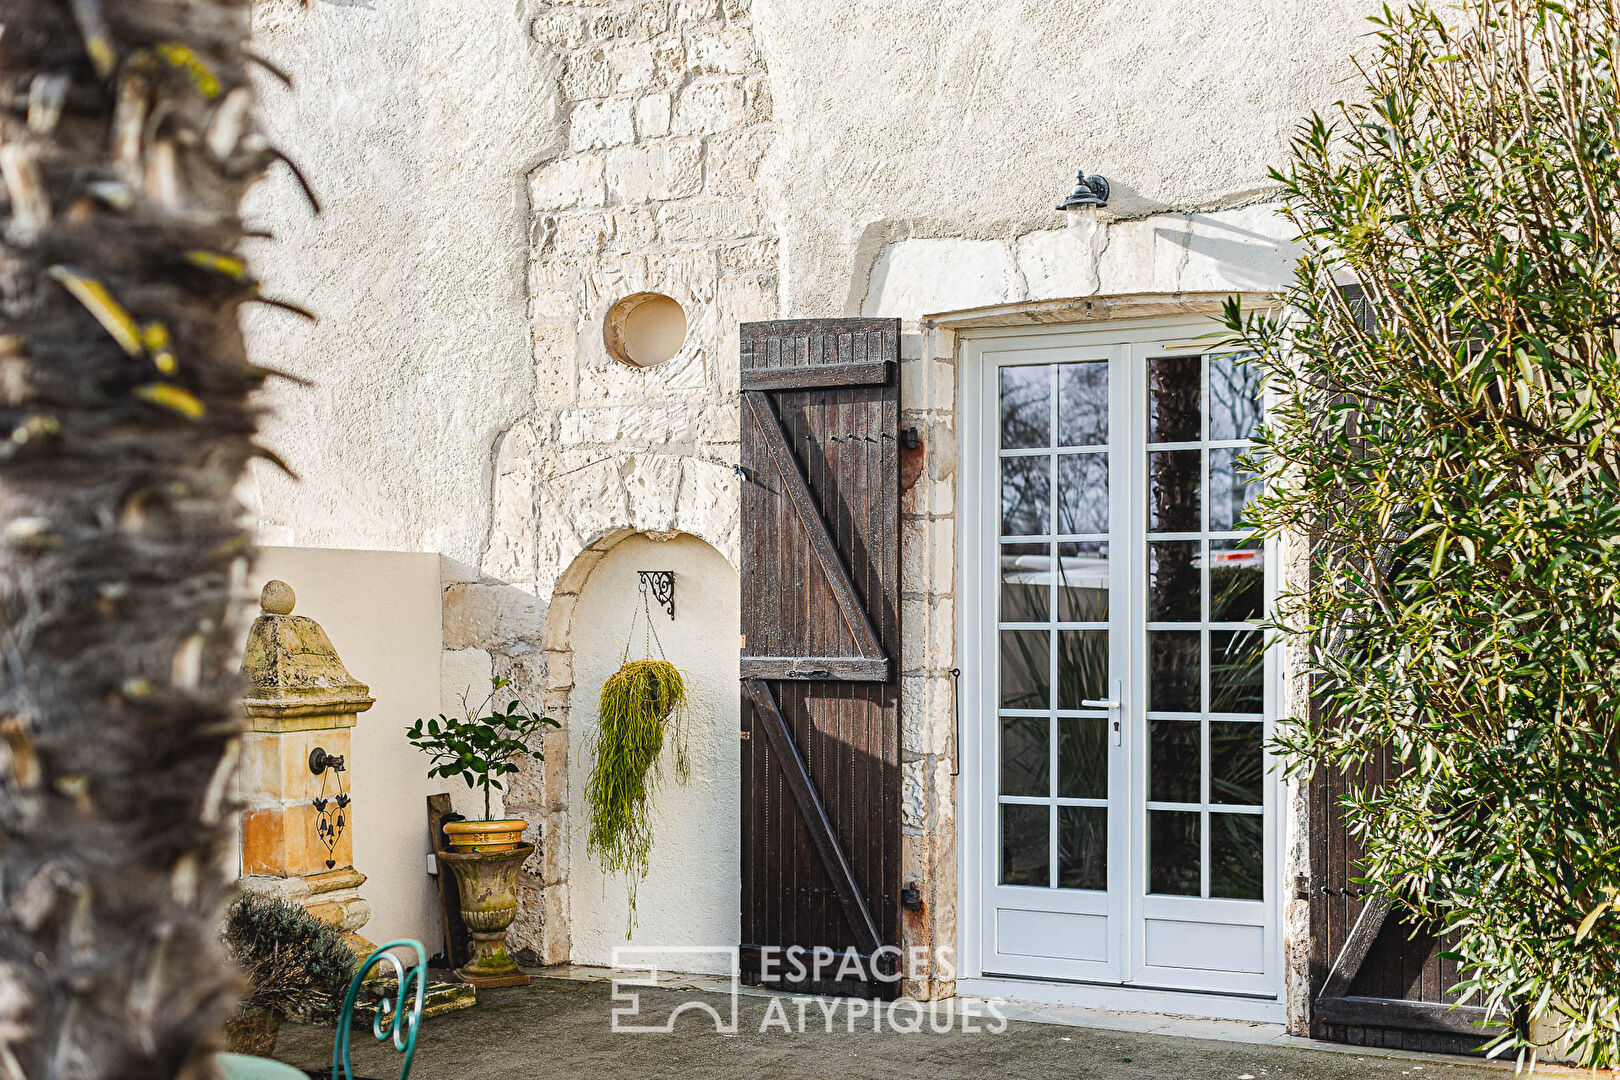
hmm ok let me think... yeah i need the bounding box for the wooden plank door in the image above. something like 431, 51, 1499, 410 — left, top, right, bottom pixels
1306, 284, 1494, 1052
738, 318, 901, 999
1306, 751, 1493, 1051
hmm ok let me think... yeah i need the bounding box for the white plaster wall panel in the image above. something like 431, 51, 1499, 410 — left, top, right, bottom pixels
438, 645, 500, 822
863, 238, 1019, 319
247, 547, 443, 947
564, 535, 742, 972
1014, 222, 1104, 300
749, 0, 1374, 316
244, 0, 559, 564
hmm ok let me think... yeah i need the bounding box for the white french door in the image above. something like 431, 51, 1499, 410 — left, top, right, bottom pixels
963, 320, 1279, 1000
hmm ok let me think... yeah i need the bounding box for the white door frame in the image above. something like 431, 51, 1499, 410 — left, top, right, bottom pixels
955, 315, 1287, 1021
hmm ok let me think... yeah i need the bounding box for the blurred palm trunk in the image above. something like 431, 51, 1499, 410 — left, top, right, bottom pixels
0, 1, 278, 1075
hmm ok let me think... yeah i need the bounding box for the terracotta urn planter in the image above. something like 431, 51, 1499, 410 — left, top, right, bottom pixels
437, 841, 534, 988
442, 818, 526, 853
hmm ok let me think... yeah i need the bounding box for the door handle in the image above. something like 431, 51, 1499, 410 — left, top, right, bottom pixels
1085, 681, 1126, 746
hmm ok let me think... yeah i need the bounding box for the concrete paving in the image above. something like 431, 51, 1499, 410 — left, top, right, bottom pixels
273, 974, 1531, 1080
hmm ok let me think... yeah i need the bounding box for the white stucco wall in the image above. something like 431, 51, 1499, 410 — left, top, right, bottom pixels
237, 0, 1377, 1020
562, 534, 741, 971
246, 546, 447, 949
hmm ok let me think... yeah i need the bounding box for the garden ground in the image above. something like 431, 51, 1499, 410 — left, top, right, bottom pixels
273, 973, 1535, 1080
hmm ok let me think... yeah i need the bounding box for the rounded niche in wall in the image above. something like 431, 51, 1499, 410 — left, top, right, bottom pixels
603, 292, 687, 368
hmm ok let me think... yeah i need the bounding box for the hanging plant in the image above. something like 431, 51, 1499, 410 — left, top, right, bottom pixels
584, 577, 692, 926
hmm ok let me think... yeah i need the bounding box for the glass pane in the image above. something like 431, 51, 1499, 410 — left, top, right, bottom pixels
1000, 365, 1051, 449
1058, 718, 1107, 799
1211, 721, 1263, 805
1148, 450, 1201, 533
1057, 542, 1109, 621
1001, 803, 1049, 887
1210, 629, 1264, 714
1057, 361, 1108, 446
1149, 720, 1200, 803
1000, 543, 1050, 623
1148, 355, 1202, 442
1209, 446, 1258, 532
1149, 541, 1200, 622
1056, 630, 1108, 710
1210, 538, 1263, 622
1000, 717, 1049, 797
1058, 806, 1107, 890
1149, 810, 1201, 896
1149, 631, 1200, 712
1057, 453, 1108, 534
1210, 812, 1263, 899
999, 630, 1050, 709
1000, 456, 1050, 536
1210, 353, 1261, 441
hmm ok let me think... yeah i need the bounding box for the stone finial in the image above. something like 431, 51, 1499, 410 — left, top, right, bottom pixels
240, 579, 374, 721
261, 579, 296, 615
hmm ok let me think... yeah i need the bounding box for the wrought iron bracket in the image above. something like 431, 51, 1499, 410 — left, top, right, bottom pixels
638, 570, 675, 619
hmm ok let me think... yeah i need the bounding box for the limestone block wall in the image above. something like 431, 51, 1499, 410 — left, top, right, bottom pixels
240, 0, 1371, 1017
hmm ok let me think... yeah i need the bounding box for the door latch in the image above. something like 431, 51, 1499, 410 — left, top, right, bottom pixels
1081, 680, 1125, 745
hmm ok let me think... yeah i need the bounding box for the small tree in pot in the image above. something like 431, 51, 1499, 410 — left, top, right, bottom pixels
407, 677, 558, 986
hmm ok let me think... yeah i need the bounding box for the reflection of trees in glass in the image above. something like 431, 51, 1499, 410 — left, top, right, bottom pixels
1059, 720, 1108, 799
1001, 804, 1048, 886
1058, 806, 1107, 890
1149, 356, 1202, 441
999, 630, 1049, 708
1058, 363, 1109, 446
1209, 447, 1258, 531
1210, 813, 1263, 899
1150, 542, 1200, 621
1150, 450, 1201, 532
1210, 721, 1264, 804
1000, 365, 1050, 448
1209, 544, 1263, 622
1210, 629, 1264, 713
1149, 632, 1200, 712
1000, 545, 1050, 622
1057, 542, 1109, 620
1057, 630, 1108, 709
1209, 353, 1262, 441
1001, 456, 1049, 535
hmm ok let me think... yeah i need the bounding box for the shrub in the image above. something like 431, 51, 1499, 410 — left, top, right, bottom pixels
1227, 0, 1620, 1065
223, 892, 356, 1022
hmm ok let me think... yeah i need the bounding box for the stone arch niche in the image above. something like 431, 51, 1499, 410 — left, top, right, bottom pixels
509, 528, 739, 967
495, 454, 741, 964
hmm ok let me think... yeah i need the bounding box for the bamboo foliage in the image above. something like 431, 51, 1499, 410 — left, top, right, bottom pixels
0, 1, 283, 1076
1228, 0, 1620, 1065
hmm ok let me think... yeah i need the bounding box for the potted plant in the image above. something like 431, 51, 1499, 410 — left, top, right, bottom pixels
584, 657, 690, 928
221, 891, 356, 1056
406, 676, 558, 987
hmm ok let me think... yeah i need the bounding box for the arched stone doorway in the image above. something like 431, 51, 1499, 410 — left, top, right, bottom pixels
507, 526, 739, 970
564, 533, 739, 970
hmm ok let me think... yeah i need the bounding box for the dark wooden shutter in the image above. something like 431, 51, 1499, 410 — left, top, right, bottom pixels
1306, 285, 1491, 1052
738, 318, 901, 999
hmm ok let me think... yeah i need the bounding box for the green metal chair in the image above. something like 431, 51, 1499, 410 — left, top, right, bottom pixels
330, 940, 428, 1080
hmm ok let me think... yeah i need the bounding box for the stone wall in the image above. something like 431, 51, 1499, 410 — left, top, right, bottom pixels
244, 0, 1372, 1019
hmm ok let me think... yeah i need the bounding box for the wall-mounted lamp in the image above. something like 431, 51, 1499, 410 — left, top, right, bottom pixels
1058, 171, 1110, 211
